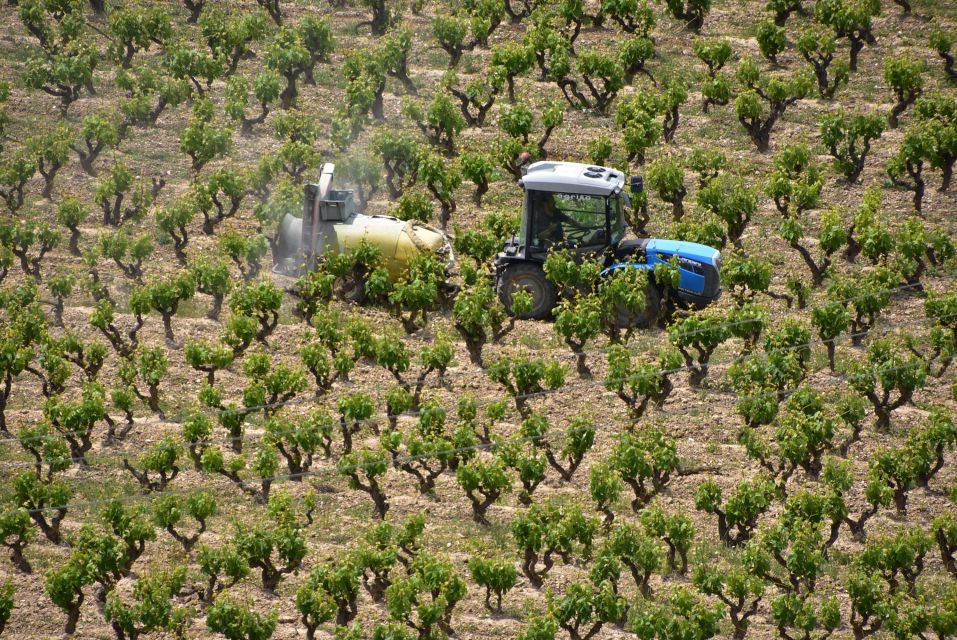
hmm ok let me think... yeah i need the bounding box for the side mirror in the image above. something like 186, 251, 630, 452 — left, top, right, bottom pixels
630, 175, 644, 194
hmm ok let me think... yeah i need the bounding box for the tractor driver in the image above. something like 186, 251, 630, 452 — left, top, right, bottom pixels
535, 193, 565, 247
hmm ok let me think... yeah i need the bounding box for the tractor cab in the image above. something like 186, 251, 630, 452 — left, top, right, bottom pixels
495, 161, 722, 321
512, 162, 629, 260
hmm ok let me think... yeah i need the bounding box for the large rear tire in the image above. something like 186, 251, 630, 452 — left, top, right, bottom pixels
614, 282, 660, 329
496, 262, 557, 320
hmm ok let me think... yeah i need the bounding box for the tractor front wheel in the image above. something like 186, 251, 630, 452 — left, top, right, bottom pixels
497, 263, 557, 319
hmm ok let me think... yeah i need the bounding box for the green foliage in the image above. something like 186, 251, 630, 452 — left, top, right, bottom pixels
195, 541, 249, 603
734, 58, 812, 151
220, 230, 268, 282
456, 455, 511, 524
0, 152, 38, 213
163, 40, 227, 98
819, 109, 884, 183
779, 207, 847, 287
297, 557, 362, 630
180, 98, 233, 173
199, 9, 269, 75
207, 596, 278, 640
589, 461, 622, 526
0, 580, 11, 634
769, 593, 841, 640
868, 409, 955, 514
884, 56, 924, 128
152, 491, 217, 551
932, 27, 957, 80
697, 173, 756, 247
263, 26, 312, 109
695, 476, 775, 546
124, 436, 182, 493
611, 426, 679, 511
756, 20, 786, 63
432, 14, 471, 68
523, 14, 571, 82
0, 216, 61, 282
406, 92, 465, 155
229, 280, 282, 345
386, 553, 467, 638
687, 147, 726, 188
488, 356, 566, 418
668, 309, 730, 386
490, 41, 534, 102
145, 270, 196, 343
797, 27, 849, 98
452, 278, 522, 367
374, 131, 421, 199
558, 48, 624, 115
416, 149, 461, 229
225, 72, 281, 133
100, 230, 153, 283
662, 0, 711, 31
43, 381, 106, 464
338, 447, 390, 518
766, 143, 824, 219
521, 413, 594, 482
0, 506, 34, 574
641, 503, 694, 575
630, 587, 722, 639
107, 5, 171, 68
118, 345, 168, 418
28, 122, 72, 198
104, 567, 189, 639
814, 0, 879, 72
458, 152, 496, 207
116, 64, 190, 126
720, 252, 773, 305
95, 160, 159, 227
848, 336, 926, 431
234, 519, 306, 592
547, 578, 626, 640
646, 155, 687, 220
468, 556, 517, 612
24, 38, 98, 114
513, 499, 598, 587
887, 125, 934, 214
693, 38, 732, 112
241, 351, 307, 419
693, 561, 765, 639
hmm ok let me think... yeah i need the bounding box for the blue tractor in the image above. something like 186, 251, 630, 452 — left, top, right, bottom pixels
494, 161, 723, 324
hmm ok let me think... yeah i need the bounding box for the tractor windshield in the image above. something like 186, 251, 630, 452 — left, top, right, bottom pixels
526, 190, 615, 251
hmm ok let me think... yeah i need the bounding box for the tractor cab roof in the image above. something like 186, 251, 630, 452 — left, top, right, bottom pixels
519, 161, 626, 197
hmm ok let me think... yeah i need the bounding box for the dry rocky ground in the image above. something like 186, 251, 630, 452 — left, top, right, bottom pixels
0, 0, 956, 638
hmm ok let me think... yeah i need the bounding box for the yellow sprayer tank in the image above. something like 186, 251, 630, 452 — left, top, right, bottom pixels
326, 214, 451, 279
271, 163, 454, 279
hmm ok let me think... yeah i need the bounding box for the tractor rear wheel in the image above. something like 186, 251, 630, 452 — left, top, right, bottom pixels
497, 262, 557, 319
614, 282, 660, 329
